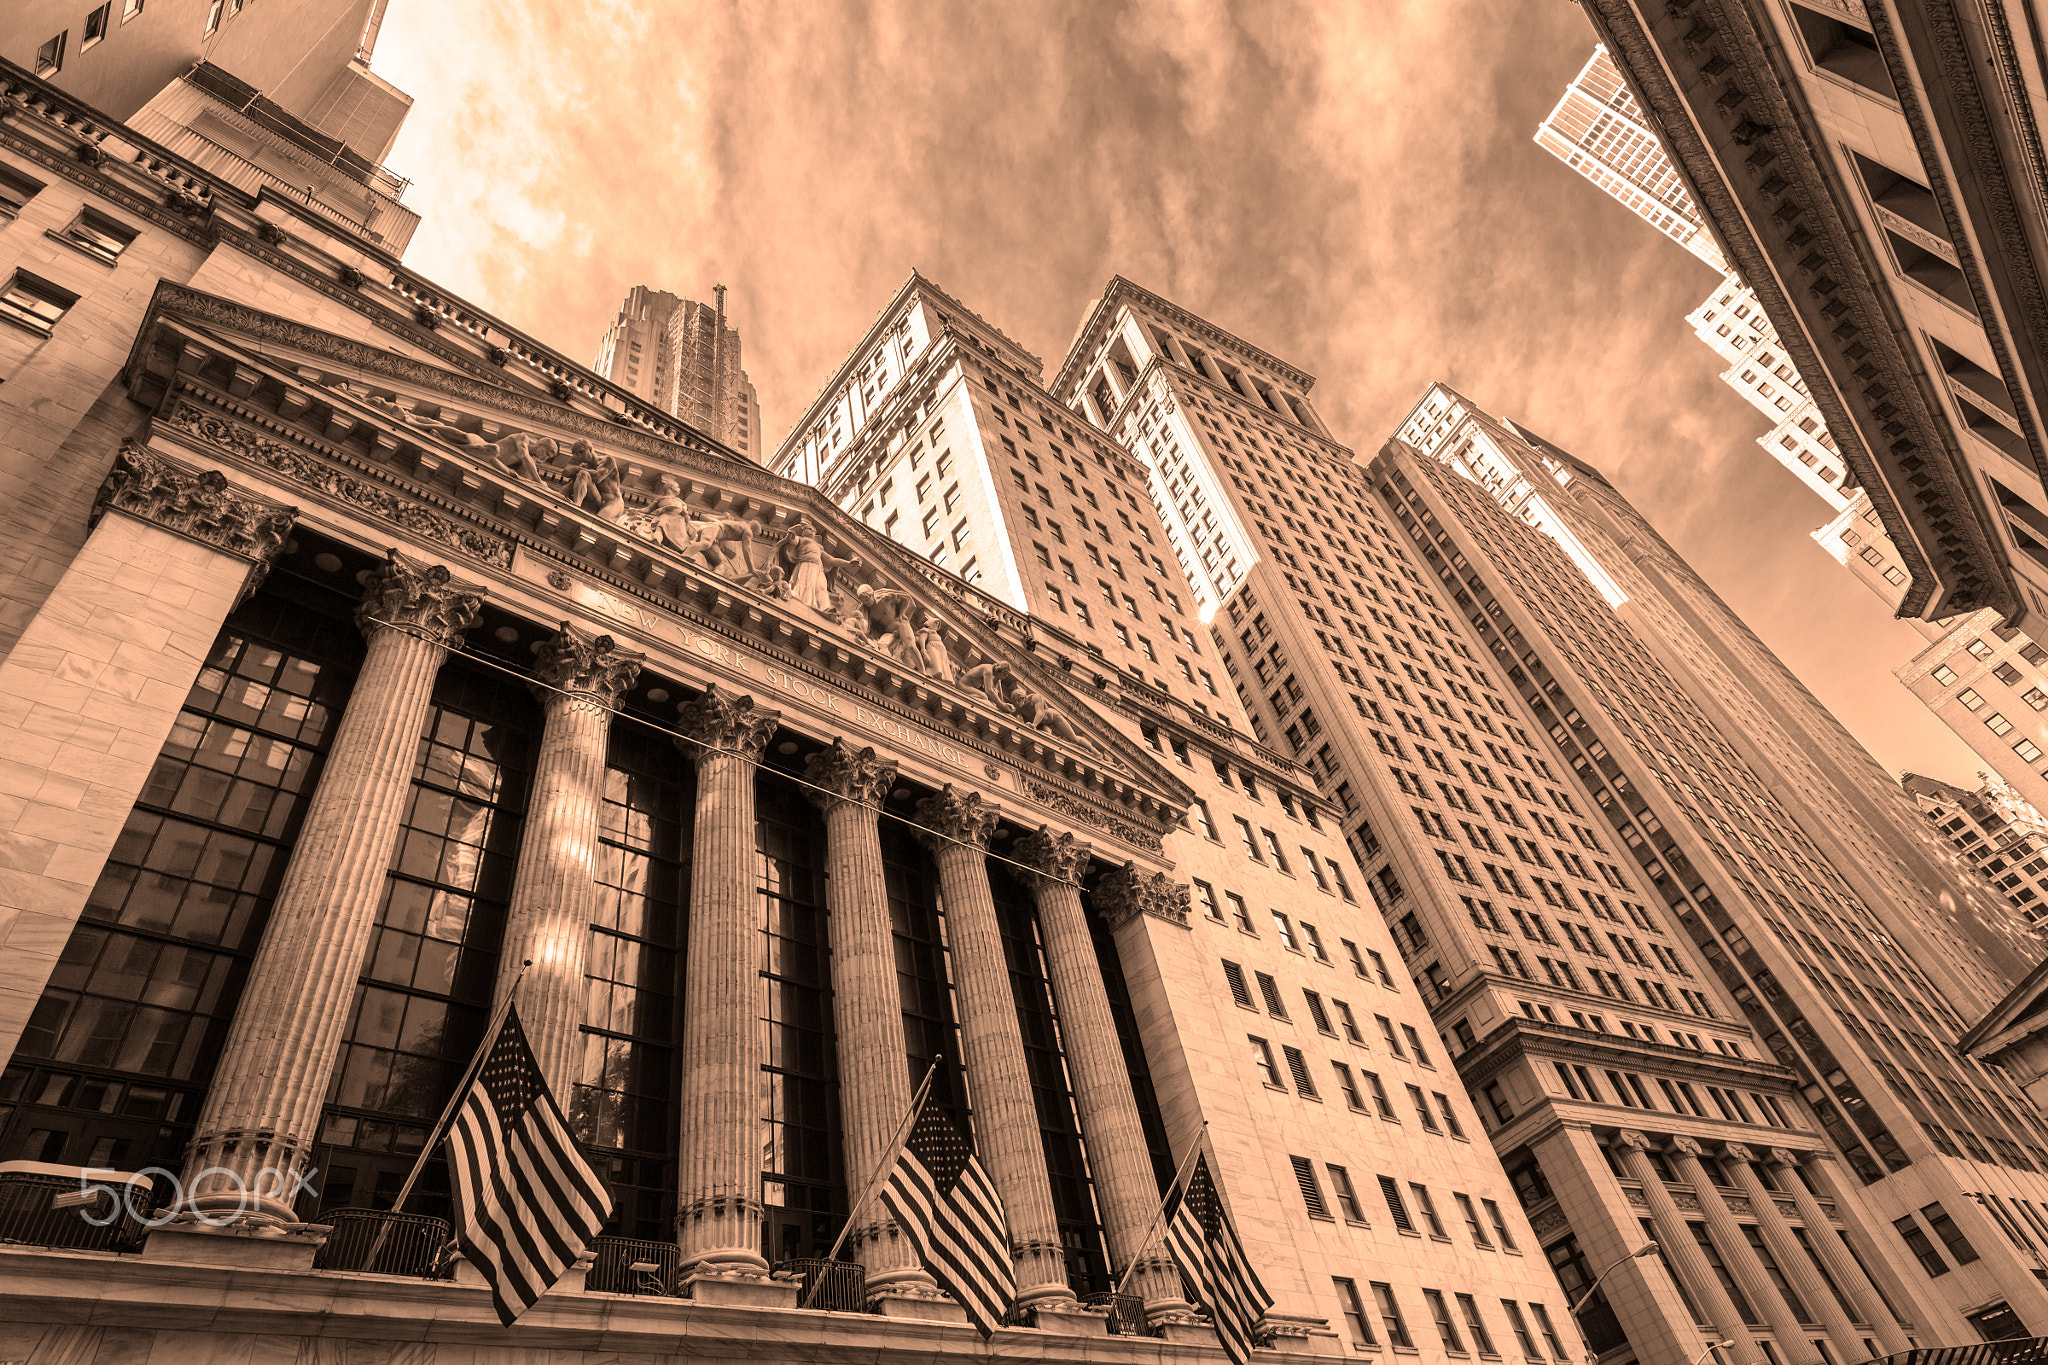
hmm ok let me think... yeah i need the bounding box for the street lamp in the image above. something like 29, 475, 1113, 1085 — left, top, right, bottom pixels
1568, 1241, 1660, 1316
1691, 1340, 1736, 1365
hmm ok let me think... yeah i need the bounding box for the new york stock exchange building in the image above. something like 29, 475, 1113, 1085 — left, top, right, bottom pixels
0, 53, 1572, 1365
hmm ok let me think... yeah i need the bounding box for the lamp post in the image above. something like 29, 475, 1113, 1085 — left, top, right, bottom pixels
1568, 1241, 1660, 1317
1690, 1340, 1736, 1365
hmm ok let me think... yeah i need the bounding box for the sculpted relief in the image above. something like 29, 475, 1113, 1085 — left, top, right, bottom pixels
331, 380, 1091, 741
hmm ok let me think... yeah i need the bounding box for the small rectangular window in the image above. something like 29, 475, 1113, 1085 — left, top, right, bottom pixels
1282, 1045, 1318, 1098
1256, 971, 1288, 1018
1334, 1278, 1379, 1347
1378, 1174, 1415, 1232
0, 271, 78, 335
1373, 1283, 1415, 1349
35, 31, 67, 74
1290, 1154, 1332, 1220
1327, 1164, 1366, 1222
1221, 960, 1255, 1010
0, 165, 47, 216
82, 3, 112, 44
1251, 1035, 1283, 1089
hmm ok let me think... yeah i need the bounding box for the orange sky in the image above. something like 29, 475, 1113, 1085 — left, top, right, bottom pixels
371, 0, 1986, 788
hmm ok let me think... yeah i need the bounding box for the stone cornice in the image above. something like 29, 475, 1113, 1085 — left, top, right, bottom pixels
1053, 275, 1318, 401
1581, 0, 2011, 624
1451, 1015, 1800, 1094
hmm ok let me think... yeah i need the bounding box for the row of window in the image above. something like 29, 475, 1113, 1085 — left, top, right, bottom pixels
1, 164, 142, 337
1330, 1276, 1567, 1361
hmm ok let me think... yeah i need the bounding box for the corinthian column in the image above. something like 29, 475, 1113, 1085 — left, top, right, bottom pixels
1614, 1130, 1759, 1358
491, 623, 642, 1097
802, 740, 943, 1308
673, 685, 780, 1276
914, 787, 1077, 1318
1721, 1143, 1865, 1363
1016, 836, 1187, 1322
185, 550, 483, 1221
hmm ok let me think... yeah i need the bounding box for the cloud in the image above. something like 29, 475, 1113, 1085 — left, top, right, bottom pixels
370, 0, 1984, 784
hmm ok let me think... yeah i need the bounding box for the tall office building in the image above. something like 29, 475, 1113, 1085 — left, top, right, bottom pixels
1536, 46, 1729, 275
594, 285, 762, 458
769, 271, 1577, 1363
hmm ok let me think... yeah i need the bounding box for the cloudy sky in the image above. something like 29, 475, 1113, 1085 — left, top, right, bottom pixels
372, 0, 1982, 784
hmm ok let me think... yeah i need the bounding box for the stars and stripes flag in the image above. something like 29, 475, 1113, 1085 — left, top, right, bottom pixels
1165, 1153, 1273, 1365
875, 1101, 1015, 1336
445, 1005, 612, 1325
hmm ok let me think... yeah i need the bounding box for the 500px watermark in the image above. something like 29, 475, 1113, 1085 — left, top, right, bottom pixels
62, 1165, 317, 1226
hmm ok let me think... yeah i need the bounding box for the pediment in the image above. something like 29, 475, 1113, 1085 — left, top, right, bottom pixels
121, 285, 1193, 835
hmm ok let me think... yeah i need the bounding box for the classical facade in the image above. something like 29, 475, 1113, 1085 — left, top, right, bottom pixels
0, 51, 1586, 1365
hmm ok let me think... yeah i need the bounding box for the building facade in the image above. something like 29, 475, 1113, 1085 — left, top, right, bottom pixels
1903, 772, 2048, 922
592, 284, 681, 409
1582, 0, 2048, 636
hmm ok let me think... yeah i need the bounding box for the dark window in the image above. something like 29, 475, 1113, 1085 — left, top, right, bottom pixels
0, 164, 46, 215
1222, 959, 1255, 1010
1921, 1202, 1980, 1265
0, 271, 78, 334
1290, 1154, 1332, 1219
1789, 3, 1896, 98
1379, 1173, 1415, 1232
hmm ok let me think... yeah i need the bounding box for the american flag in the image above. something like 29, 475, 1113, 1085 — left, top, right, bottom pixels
876, 1102, 1015, 1336
445, 1006, 612, 1325
1166, 1154, 1273, 1365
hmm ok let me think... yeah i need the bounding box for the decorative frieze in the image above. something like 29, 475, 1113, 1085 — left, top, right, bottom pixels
166, 403, 512, 568
91, 441, 296, 599
1012, 825, 1091, 890
1023, 778, 1163, 852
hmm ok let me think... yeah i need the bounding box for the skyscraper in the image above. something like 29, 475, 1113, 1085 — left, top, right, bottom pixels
593, 285, 763, 458
1535, 46, 1729, 275
771, 271, 1582, 1363
1904, 772, 2048, 923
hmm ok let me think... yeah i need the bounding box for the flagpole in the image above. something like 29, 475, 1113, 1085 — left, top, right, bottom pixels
390, 959, 532, 1216
1113, 1119, 1209, 1298
800, 1055, 941, 1308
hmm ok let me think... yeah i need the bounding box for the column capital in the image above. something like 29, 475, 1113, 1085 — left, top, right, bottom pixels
1723, 1142, 1758, 1163
1092, 862, 1191, 930
356, 547, 485, 647
1012, 824, 1092, 892
1616, 1129, 1655, 1153
93, 441, 297, 600
803, 738, 898, 813
1767, 1146, 1807, 1167
1668, 1136, 1706, 1158
532, 620, 643, 706
914, 784, 999, 854
675, 683, 780, 763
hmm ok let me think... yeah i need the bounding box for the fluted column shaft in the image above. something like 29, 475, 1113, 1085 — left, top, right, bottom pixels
804, 740, 935, 1298
1017, 832, 1185, 1319
184, 551, 482, 1221
1722, 1146, 1866, 1362
1763, 1150, 1905, 1354
1800, 1152, 1949, 1347
491, 625, 642, 1098
1616, 1134, 1760, 1357
1667, 1141, 1808, 1353
674, 686, 780, 1274
916, 787, 1075, 1314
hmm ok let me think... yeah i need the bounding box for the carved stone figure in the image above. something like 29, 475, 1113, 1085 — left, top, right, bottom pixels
854, 584, 926, 668
554, 439, 625, 521
479, 430, 549, 482
781, 517, 859, 612
692, 513, 764, 577
1002, 679, 1080, 743
916, 625, 954, 681
959, 661, 1015, 711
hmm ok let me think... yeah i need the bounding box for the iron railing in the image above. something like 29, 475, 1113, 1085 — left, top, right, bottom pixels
311, 1208, 451, 1278
773, 1258, 867, 1311
1082, 1291, 1148, 1336
1855, 1341, 2048, 1365
0, 1167, 155, 1252
586, 1236, 680, 1296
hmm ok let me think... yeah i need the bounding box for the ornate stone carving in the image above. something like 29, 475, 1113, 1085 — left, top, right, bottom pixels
166, 404, 512, 568
1092, 863, 1191, 930
1670, 1189, 1703, 1212
1624, 1187, 1649, 1208
1723, 1142, 1756, 1163
913, 785, 999, 854
531, 620, 643, 705
674, 684, 780, 763
91, 442, 297, 590
1668, 1136, 1705, 1158
802, 738, 898, 813
1528, 1204, 1570, 1238
355, 548, 485, 646
1022, 779, 1164, 852
1012, 825, 1092, 891
1616, 1129, 1653, 1152
1767, 1147, 1802, 1167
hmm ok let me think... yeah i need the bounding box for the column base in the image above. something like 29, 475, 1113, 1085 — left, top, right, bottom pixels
1262, 1315, 1345, 1356
872, 1288, 971, 1323
1029, 1303, 1110, 1335
684, 1269, 802, 1308
142, 1217, 327, 1271
1157, 1319, 1220, 1347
